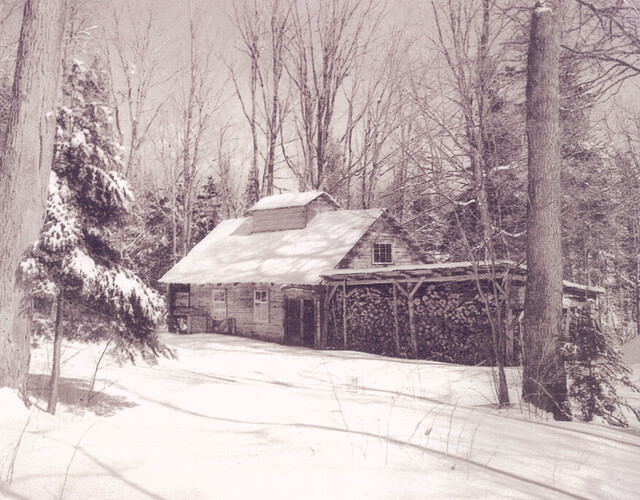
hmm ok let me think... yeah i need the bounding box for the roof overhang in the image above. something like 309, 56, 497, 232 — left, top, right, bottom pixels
320, 260, 605, 299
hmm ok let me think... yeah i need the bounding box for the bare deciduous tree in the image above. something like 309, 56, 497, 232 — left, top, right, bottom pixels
231, 0, 291, 197
101, 1, 167, 180
286, 0, 382, 190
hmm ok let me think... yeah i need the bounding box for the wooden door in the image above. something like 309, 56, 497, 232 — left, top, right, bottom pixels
284, 297, 302, 346
302, 299, 315, 348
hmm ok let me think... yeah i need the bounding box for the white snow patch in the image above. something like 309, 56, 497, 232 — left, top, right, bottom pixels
69, 248, 98, 281
70, 130, 87, 148
0, 388, 28, 419
250, 190, 338, 211
1, 334, 638, 500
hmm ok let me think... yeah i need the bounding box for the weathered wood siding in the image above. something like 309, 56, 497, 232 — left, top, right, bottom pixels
252, 206, 306, 232
227, 283, 284, 341
168, 284, 190, 319
338, 217, 424, 269
182, 283, 285, 342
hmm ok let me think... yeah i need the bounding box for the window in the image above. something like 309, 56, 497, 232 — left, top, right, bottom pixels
373, 243, 393, 264
211, 289, 226, 320
254, 290, 269, 323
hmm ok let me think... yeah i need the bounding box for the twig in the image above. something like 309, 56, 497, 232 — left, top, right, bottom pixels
4, 416, 30, 484
59, 422, 97, 500
87, 339, 112, 406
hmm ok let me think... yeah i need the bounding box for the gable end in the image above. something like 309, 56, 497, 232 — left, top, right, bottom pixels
336, 212, 427, 269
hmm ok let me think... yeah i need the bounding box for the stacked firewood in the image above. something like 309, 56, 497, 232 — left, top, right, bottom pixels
327, 283, 495, 365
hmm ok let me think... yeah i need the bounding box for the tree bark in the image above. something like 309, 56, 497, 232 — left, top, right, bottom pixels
522, 0, 569, 420
47, 292, 64, 414
0, 0, 66, 391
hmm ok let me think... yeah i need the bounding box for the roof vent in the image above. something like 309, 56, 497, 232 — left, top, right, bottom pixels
250, 191, 340, 232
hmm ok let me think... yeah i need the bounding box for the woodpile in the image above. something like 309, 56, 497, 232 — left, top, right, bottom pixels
327, 282, 496, 365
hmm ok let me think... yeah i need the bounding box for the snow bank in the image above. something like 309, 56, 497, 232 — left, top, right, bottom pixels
0, 388, 28, 420
1, 335, 639, 499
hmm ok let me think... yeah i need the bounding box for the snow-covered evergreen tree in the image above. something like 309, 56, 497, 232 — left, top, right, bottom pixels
563, 301, 640, 427
192, 175, 220, 245
19, 59, 167, 413
243, 166, 260, 213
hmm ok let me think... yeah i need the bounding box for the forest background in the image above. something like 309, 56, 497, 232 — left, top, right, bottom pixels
2, 0, 640, 354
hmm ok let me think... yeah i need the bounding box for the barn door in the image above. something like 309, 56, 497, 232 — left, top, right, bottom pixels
284, 297, 302, 346
302, 300, 315, 348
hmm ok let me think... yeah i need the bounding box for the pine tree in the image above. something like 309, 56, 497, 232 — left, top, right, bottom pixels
19, 59, 167, 414
123, 188, 177, 292
191, 175, 220, 245
563, 302, 640, 427
243, 165, 260, 213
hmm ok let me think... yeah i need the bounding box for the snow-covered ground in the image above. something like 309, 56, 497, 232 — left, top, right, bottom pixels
1, 333, 639, 500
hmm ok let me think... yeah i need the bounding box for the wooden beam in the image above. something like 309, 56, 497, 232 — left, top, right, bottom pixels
283, 295, 288, 345
325, 284, 339, 305
346, 288, 360, 298
395, 281, 409, 297
314, 297, 321, 349
321, 286, 333, 349
409, 277, 425, 298
392, 282, 401, 357
408, 295, 416, 358
407, 277, 425, 359
342, 281, 348, 349
323, 273, 509, 287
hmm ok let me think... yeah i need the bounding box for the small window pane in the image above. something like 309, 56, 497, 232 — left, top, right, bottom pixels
373, 243, 392, 264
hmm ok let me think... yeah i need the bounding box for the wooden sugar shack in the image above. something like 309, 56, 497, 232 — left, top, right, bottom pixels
160, 191, 603, 365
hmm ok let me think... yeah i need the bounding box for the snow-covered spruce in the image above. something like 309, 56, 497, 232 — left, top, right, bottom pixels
563, 301, 640, 427
18, 59, 167, 413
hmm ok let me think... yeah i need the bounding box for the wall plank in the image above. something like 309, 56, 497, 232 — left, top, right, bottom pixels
339, 218, 424, 269
252, 207, 306, 232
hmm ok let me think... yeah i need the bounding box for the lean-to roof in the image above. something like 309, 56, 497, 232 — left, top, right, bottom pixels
321, 261, 605, 298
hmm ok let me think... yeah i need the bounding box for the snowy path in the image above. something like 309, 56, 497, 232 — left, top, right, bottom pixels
1, 333, 639, 499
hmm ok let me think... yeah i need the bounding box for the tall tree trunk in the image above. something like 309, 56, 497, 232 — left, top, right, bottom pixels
47, 292, 64, 414
0, 0, 66, 391
522, 0, 569, 420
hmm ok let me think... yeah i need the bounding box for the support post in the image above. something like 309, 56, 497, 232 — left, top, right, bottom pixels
392, 282, 401, 357
299, 298, 304, 343
323, 284, 339, 349
342, 281, 348, 349
314, 296, 321, 349
320, 291, 328, 349
408, 278, 425, 359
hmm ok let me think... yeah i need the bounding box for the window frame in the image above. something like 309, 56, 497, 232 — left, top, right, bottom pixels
253, 290, 269, 324
211, 289, 227, 320
372, 242, 393, 264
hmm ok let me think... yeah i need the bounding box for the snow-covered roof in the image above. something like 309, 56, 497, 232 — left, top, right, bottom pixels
249, 190, 338, 211
159, 209, 383, 285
